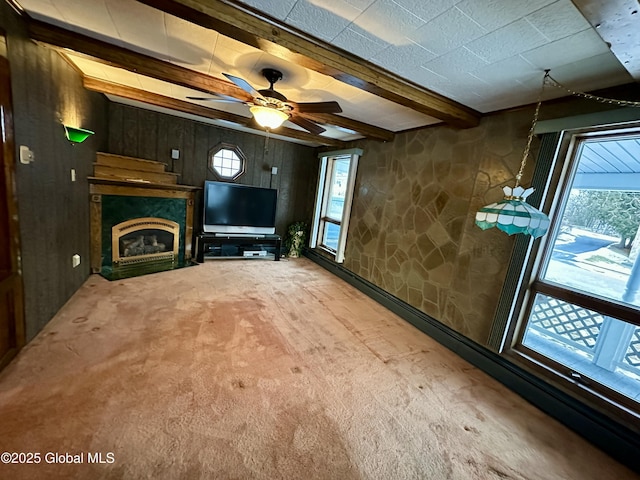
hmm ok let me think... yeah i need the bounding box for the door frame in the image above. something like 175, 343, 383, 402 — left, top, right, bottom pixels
0, 33, 26, 370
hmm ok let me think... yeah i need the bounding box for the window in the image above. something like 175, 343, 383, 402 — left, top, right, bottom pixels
512, 128, 640, 417
209, 143, 245, 180
310, 149, 362, 263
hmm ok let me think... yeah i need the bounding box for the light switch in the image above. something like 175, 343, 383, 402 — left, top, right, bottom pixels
72, 254, 81, 268
71, 169, 76, 182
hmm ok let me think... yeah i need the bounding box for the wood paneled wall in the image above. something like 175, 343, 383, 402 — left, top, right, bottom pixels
1, 2, 108, 340
107, 104, 318, 237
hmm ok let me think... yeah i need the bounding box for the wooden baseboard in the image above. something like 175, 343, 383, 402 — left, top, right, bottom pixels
303, 248, 640, 473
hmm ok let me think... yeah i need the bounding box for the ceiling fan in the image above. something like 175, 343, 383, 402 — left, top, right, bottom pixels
187, 68, 342, 135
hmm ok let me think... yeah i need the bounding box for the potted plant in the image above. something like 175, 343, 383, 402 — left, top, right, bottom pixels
285, 221, 308, 258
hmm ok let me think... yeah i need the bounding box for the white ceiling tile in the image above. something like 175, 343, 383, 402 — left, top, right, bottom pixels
104, 69, 143, 90
456, 0, 556, 31
138, 76, 173, 95
525, 1, 591, 41
521, 29, 612, 70
105, 0, 168, 57
350, 0, 425, 46
409, 67, 452, 95
235, 0, 297, 20
422, 47, 489, 78
472, 55, 540, 85
215, 35, 261, 59
31, 0, 120, 40
371, 41, 436, 75
65, 54, 110, 78
537, 53, 632, 92
344, 0, 376, 11
392, 0, 460, 23
15, 0, 64, 22
332, 27, 387, 60
408, 7, 486, 56
164, 16, 218, 71
466, 18, 549, 63
286, 1, 352, 41
303, 0, 365, 22
456, 80, 541, 112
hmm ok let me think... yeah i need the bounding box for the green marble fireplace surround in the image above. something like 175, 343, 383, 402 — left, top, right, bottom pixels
89, 177, 198, 279
101, 195, 187, 266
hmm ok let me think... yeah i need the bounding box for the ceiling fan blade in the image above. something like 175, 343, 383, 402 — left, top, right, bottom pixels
186, 96, 244, 103
289, 115, 326, 135
292, 101, 342, 114
223, 73, 265, 100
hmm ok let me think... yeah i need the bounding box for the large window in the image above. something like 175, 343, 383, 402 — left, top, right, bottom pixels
513, 128, 640, 417
310, 149, 361, 263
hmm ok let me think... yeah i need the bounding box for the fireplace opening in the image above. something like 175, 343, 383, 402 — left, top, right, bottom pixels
112, 217, 180, 266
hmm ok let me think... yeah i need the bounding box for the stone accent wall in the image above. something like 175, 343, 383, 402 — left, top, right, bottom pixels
344, 108, 538, 345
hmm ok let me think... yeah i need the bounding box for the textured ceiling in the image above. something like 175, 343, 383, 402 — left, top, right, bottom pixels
14, 0, 637, 144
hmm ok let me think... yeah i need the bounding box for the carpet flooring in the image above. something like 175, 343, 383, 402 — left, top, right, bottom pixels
0, 258, 637, 479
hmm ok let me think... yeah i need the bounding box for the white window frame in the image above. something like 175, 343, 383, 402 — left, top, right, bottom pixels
310, 148, 362, 263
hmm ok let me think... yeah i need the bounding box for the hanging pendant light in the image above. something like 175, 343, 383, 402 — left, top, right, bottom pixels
475, 185, 550, 238
475, 71, 550, 239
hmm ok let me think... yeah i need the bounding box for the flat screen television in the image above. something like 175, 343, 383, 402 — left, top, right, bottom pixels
203, 181, 277, 235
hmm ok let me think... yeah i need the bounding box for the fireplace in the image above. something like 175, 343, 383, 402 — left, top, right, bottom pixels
88, 152, 199, 279
112, 217, 180, 266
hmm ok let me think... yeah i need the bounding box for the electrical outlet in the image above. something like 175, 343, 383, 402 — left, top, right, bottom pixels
72, 254, 81, 268
19, 145, 35, 164
271, 166, 278, 175
171, 149, 180, 160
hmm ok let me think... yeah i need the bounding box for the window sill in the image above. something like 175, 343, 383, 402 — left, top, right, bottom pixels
311, 246, 337, 262
503, 347, 640, 433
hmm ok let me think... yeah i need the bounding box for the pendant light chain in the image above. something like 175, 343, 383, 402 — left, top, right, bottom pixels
515, 71, 549, 188
545, 74, 640, 108
476, 69, 640, 238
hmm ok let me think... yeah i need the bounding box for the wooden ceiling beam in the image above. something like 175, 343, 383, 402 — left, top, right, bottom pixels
82, 77, 346, 147
301, 113, 395, 142
136, 0, 481, 128
27, 18, 253, 102
27, 19, 392, 142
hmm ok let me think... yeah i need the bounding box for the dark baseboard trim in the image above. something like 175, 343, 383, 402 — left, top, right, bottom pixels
304, 249, 640, 473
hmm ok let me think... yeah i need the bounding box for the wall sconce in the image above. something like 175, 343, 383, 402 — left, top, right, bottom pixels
64, 125, 94, 144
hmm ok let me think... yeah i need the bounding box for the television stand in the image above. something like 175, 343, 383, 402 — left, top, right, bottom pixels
215, 232, 265, 238
196, 233, 281, 262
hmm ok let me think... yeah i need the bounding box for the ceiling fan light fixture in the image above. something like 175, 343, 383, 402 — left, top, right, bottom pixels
250, 105, 289, 130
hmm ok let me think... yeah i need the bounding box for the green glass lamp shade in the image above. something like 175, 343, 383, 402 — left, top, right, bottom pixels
64, 125, 95, 143
475, 186, 550, 238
